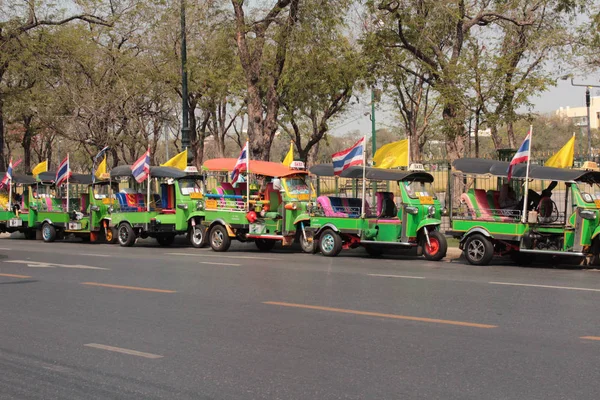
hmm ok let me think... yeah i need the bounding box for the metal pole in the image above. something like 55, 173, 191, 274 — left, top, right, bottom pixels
586, 87, 591, 160
181, 0, 191, 166
371, 88, 376, 159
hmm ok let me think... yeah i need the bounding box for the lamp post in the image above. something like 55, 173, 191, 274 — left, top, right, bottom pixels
563, 77, 600, 160
181, 0, 191, 167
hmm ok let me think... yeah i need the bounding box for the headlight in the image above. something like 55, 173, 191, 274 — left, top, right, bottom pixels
108, 206, 114, 213
428, 206, 435, 217
406, 206, 419, 215
441, 207, 448, 216
196, 201, 204, 210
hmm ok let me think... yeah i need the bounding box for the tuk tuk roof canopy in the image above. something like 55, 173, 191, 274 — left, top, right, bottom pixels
110, 165, 187, 179
0, 172, 36, 185
202, 158, 306, 177
309, 164, 434, 182
453, 158, 600, 183
37, 172, 93, 185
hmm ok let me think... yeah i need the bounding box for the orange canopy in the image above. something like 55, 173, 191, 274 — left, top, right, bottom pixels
202, 158, 306, 177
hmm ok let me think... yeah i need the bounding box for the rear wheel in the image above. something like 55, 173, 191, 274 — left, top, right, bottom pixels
255, 239, 276, 252
319, 228, 342, 257
156, 234, 175, 246
463, 233, 494, 266
188, 225, 207, 248
209, 225, 231, 252
41, 223, 56, 243
117, 223, 136, 247
105, 226, 118, 244
423, 230, 447, 261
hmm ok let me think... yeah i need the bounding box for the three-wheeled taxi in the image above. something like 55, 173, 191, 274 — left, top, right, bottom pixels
0, 172, 36, 238
447, 158, 600, 265
306, 164, 447, 260
108, 165, 207, 247
201, 158, 314, 252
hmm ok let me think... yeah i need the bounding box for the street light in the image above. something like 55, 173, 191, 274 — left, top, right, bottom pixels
181, 0, 191, 167
561, 75, 600, 160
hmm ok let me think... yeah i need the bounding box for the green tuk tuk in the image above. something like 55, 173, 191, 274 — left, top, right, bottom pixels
0, 172, 36, 238
108, 165, 207, 247
201, 158, 314, 252
447, 158, 600, 265
306, 164, 447, 260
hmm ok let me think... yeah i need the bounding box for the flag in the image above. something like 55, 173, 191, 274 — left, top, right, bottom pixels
373, 139, 409, 169
131, 149, 150, 183
95, 156, 108, 180
55, 155, 71, 186
545, 135, 575, 169
282, 142, 294, 167
332, 137, 365, 176
0, 158, 13, 188
32, 160, 48, 176
507, 130, 531, 181
231, 142, 248, 183
161, 148, 187, 170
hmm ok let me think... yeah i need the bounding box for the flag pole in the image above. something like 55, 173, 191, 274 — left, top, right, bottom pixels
361, 135, 367, 218
147, 148, 151, 212
521, 126, 533, 223
66, 154, 70, 212
246, 140, 250, 212
407, 136, 411, 168
8, 161, 12, 211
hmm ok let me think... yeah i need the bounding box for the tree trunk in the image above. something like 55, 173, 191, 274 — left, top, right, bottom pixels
307, 141, 320, 167
21, 115, 34, 171
507, 121, 516, 148
0, 96, 4, 169
443, 103, 466, 162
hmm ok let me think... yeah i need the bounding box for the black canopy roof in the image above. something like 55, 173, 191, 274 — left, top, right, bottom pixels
110, 165, 187, 179
309, 164, 433, 182
0, 172, 36, 185
37, 172, 93, 185
453, 158, 600, 183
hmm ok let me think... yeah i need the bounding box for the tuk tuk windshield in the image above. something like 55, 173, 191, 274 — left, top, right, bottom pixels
179, 178, 204, 195
283, 177, 310, 197
93, 183, 116, 199
404, 181, 437, 199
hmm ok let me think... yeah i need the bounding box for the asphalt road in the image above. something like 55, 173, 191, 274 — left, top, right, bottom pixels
0, 237, 599, 400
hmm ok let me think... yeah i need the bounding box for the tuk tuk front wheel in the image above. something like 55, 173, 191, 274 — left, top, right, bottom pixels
464, 234, 494, 266
423, 230, 447, 261
255, 239, 276, 252
299, 233, 315, 253
117, 223, 136, 247
188, 225, 207, 248
105, 226, 118, 244
319, 228, 342, 257
209, 225, 231, 252
41, 223, 56, 242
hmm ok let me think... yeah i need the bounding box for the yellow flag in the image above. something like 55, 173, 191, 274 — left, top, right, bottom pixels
373, 139, 409, 168
161, 148, 187, 170
95, 156, 108, 179
31, 160, 48, 176
282, 142, 294, 166
545, 135, 575, 168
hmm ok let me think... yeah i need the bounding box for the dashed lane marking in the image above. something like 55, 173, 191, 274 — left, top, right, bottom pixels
81, 282, 176, 293
199, 262, 241, 266
5, 260, 109, 270
166, 252, 282, 260
263, 301, 497, 329
84, 343, 163, 359
489, 282, 600, 292
0, 273, 31, 278
368, 274, 425, 279
580, 336, 600, 341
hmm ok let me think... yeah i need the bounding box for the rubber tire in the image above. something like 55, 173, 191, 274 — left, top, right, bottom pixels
41, 223, 57, 243
365, 245, 384, 257
319, 228, 342, 257
423, 230, 448, 261
510, 251, 534, 266
106, 226, 118, 244
255, 239, 276, 252
156, 234, 175, 247
188, 225, 207, 248
463, 233, 494, 266
209, 225, 231, 252
299, 233, 315, 253
117, 223, 136, 247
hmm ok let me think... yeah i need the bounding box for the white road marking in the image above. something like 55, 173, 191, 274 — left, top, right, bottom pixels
5, 260, 109, 270
199, 261, 241, 267
489, 282, 600, 292
0, 247, 12, 250
84, 343, 163, 359
80, 253, 113, 258
166, 252, 282, 260
368, 274, 425, 279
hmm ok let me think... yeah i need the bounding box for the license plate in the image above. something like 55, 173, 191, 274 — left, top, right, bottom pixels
8, 218, 22, 227
190, 192, 203, 199
205, 199, 217, 209
419, 196, 434, 205
68, 222, 82, 230
249, 223, 266, 234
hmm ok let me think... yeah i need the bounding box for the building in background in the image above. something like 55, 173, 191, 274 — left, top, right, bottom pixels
555, 95, 600, 129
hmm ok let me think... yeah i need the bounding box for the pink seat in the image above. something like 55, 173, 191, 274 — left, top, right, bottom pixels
461, 193, 476, 217
474, 189, 494, 220
316, 196, 347, 217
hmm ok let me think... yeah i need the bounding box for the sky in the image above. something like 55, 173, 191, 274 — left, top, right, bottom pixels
331, 76, 600, 137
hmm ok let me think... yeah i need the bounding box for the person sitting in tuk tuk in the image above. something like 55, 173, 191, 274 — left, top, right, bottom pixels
499, 184, 519, 210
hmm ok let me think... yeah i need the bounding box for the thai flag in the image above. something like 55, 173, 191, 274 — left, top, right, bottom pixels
231, 142, 248, 183
507, 130, 531, 181
332, 137, 365, 176
131, 149, 150, 183
55, 156, 71, 186
0, 158, 13, 188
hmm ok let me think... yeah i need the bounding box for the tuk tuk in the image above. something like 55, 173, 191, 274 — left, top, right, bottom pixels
306, 164, 447, 260
108, 165, 207, 247
201, 158, 314, 252
0, 172, 37, 238
447, 158, 600, 265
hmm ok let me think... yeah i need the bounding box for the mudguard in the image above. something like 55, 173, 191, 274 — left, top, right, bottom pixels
416, 218, 442, 232
460, 227, 494, 243
314, 223, 340, 236
293, 213, 310, 226
208, 219, 236, 237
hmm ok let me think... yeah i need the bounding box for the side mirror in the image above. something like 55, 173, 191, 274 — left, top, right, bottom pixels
441, 207, 448, 216
272, 178, 282, 191
91, 205, 100, 212
177, 203, 188, 210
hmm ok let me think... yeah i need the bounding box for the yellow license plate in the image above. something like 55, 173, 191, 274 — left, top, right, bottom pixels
419, 196, 434, 205
594, 200, 600, 208
205, 199, 217, 209
190, 192, 203, 199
